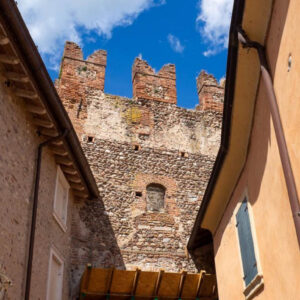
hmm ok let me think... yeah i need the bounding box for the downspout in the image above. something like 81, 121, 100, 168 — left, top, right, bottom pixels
237, 28, 300, 247
24, 130, 68, 300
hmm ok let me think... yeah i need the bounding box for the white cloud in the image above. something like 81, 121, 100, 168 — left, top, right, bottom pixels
196, 0, 233, 56
167, 34, 185, 53
18, 0, 165, 67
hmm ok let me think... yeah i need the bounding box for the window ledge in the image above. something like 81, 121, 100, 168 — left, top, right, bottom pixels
244, 274, 264, 300
53, 212, 67, 233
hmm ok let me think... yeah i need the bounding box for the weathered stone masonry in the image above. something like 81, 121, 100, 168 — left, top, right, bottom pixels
55, 41, 224, 275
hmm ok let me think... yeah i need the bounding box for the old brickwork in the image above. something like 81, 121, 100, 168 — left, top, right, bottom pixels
55, 42, 224, 277
132, 58, 177, 104
197, 70, 224, 112
55, 41, 107, 137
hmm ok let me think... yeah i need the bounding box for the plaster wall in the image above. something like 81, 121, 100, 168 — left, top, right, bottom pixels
213, 1, 300, 296
0, 83, 75, 299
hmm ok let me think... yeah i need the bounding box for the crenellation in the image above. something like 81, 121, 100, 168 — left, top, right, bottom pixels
86, 49, 107, 66
132, 58, 177, 104
63, 41, 83, 60
196, 70, 224, 112
55, 44, 223, 284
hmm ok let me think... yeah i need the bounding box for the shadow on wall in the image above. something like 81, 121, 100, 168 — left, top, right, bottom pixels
189, 229, 216, 274
189, 1, 291, 293
70, 196, 125, 298
211, 3, 291, 299
214, 0, 290, 253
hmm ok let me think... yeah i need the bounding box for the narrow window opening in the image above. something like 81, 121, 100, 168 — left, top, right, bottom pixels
87, 136, 94, 143
77, 99, 83, 118
180, 152, 185, 157
133, 144, 140, 151
146, 183, 166, 212
135, 191, 142, 197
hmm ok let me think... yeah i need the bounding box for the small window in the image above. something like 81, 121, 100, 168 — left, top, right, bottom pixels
146, 183, 166, 212
87, 136, 94, 143
53, 166, 69, 231
46, 248, 64, 300
135, 191, 142, 197
236, 199, 258, 287
133, 145, 140, 151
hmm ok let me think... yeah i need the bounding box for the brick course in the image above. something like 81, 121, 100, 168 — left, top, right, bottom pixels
196, 70, 224, 112
132, 58, 177, 104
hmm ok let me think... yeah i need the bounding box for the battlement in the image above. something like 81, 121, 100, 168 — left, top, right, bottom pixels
54, 43, 223, 276
132, 58, 177, 104
59, 41, 107, 91
56, 42, 224, 114
196, 71, 224, 112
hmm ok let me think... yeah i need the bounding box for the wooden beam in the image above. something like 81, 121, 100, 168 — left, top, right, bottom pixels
49, 146, 68, 156
5, 71, 29, 83
70, 182, 85, 191
26, 104, 46, 115
178, 271, 187, 299
66, 175, 81, 183
106, 268, 115, 296
0, 35, 9, 45
131, 268, 140, 297
14, 88, 38, 99
39, 128, 58, 137
73, 190, 89, 199
31, 117, 54, 128
61, 166, 77, 175
154, 269, 164, 297
51, 139, 64, 146
0, 54, 19, 64
55, 155, 73, 166
196, 271, 205, 298
198, 274, 217, 298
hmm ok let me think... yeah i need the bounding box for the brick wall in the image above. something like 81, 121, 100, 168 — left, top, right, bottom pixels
196, 70, 224, 112
56, 42, 223, 280
55, 41, 107, 137
132, 58, 177, 104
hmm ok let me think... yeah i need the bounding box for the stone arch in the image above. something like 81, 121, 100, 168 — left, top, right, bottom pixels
146, 183, 166, 212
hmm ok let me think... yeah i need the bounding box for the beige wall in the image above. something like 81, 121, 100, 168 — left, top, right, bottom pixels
213, 0, 300, 299
0, 82, 74, 299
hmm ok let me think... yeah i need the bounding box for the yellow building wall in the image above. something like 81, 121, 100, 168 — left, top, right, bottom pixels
214, 0, 300, 299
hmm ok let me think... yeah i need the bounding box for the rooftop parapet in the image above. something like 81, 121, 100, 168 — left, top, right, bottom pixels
196, 71, 224, 112
132, 58, 177, 104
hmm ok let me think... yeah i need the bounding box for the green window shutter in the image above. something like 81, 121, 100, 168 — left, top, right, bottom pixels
236, 199, 258, 286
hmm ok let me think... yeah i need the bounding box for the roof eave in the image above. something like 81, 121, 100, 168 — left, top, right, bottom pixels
0, 0, 99, 199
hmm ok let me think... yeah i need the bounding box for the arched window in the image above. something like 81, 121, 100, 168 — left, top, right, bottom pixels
146, 183, 166, 212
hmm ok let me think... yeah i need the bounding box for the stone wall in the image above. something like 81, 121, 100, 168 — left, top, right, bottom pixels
79, 137, 217, 272
56, 42, 223, 274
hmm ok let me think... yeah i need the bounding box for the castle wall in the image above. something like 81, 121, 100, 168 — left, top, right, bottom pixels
79, 135, 217, 272
55, 42, 223, 275
132, 58, 177, 104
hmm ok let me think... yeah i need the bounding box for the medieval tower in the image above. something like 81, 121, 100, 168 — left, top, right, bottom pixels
55, 41, 224, 288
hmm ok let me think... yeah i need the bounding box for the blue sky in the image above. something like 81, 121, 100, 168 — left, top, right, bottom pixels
19, 0, 233, 108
